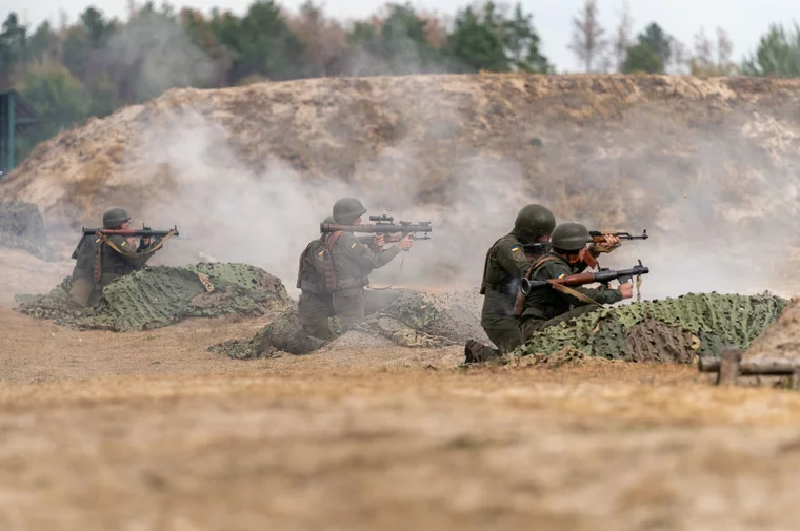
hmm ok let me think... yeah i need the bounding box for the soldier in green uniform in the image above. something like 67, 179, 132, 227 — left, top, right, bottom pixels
479, 204, 556, 353
329, 197, 413, 330
518, 221, 632, 340
69, 207, 163, 307
297, 216, 338, 339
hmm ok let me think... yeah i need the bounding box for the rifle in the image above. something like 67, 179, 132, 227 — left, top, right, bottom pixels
321, 214, 432, 241
82, 224, 180, 238
520, 261, 649, 295
588, 229, 648, 243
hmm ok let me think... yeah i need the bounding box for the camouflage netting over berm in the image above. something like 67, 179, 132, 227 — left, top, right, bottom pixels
0, 200, 54, 260
212, 288, 487, 359
15, 263, 291, 331
514, 292, 787, 363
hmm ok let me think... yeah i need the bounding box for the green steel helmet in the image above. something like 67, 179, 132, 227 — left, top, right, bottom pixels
551, 221, 590, 251
102, 207, 130, 229
333, 197, 367, 225
514, 204, 556, 241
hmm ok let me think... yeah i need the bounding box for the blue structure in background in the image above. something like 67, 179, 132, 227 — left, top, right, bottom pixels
0, 89, 39, 180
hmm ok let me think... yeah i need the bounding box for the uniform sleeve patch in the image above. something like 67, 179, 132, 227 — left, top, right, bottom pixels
511, 246, 520, 252
351, 242, 358, 248
121, 241, 127, 247
558, 273, 565, 279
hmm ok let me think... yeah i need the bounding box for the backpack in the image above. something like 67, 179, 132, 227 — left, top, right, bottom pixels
296, 231, 344, 292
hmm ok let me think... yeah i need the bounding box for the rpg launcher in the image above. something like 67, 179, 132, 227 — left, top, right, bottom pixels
82, 224, 180, 238
519, 261, 650, 295
321, 214, 432, 241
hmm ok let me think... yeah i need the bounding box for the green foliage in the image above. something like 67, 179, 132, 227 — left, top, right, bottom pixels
622, 42, 664, 74
88, 73, 118, 118
637, 23, 671, 64
447, 6, 508, 72
503, 3, 550, 73
346, 3, 444, 75
742, 24, 800, 78
17, 63, 89, 160
228, 0, 305, 81
0, 14, 27, 82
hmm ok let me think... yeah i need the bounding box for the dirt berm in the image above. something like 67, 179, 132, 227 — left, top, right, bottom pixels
16, 262, 291, 331
740, 298, 800, 364
3, 76, 800, 268
514, 292, 786, 363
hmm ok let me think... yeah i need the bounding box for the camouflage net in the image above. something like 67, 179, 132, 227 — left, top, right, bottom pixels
0, 201, 53, 260
212, 288, 487, 359
514, 292, 786, 362
15, 263, 291, 331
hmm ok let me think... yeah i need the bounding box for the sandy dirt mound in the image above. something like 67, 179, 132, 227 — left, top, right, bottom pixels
4, 75, 800, 297
741, 299, 800, 364
515, 292, 786, 362
5, 75, 800, 227
213, 288, 486, 359
16, 262, 291, 331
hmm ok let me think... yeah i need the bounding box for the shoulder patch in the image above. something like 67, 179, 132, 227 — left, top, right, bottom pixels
351, 242, 358, 249
558, 273, 565, 279
510, 245, 526, 263
121, 241, 127, 247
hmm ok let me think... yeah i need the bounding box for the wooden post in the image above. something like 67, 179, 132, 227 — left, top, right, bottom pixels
717, 346, 742, 386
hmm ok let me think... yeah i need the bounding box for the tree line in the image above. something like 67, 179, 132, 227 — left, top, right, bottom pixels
0, 0, 797, 165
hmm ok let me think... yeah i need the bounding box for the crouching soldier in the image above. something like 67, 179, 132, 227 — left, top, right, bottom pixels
518, 222, 632, 340
69, 207, 163, 307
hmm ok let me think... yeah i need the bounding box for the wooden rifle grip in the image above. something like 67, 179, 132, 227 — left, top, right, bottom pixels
513, 268, 532, 316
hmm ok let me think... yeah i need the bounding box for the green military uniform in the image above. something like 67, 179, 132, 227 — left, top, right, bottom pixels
480, 232, 546, 352
480, 204, 556, 353
519, 223, 623, 341
329, 197, 403, 330
69, 207, 160, 307
332, 231, 401, 329
297, 217, 337, 340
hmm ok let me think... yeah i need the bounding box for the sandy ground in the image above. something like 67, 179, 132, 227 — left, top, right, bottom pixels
1, 250, 800, 530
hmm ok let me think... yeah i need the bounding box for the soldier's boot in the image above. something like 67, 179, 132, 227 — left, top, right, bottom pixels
464, 340, 502, 364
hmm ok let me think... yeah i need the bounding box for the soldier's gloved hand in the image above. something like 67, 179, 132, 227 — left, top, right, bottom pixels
373, 234, 385, 250
395, 233, 414, 251
141, 237, 152, 247
619, 282, 634, 300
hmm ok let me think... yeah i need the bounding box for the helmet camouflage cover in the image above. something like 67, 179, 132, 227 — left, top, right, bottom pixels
514, 204, 556, 241
333, 198, 366, 225
102, 207, 130, 229
551, 221, 590, 251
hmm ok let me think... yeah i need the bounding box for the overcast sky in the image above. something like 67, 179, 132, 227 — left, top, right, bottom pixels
8, 0, 798, 71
